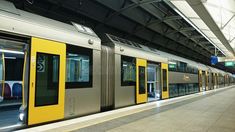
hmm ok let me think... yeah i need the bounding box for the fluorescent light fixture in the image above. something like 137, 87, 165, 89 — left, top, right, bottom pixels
68, 53, 78, 57
0, 49, 24, 54
4, 57, 16, 59
169, 61, 177, 64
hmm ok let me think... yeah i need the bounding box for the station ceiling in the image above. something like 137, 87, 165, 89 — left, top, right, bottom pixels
169, 0, 235, 58
10, 0, 235, 73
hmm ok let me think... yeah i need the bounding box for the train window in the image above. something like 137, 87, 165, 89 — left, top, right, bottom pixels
5, 58, 24, 81
187, 66, 192, 73
35, 53, 59, 106
121, 55, 136, 86
66, 45, 93, 88
177, 62, 187, 72
162, 69, 167, 91
139, 66, 146, 94
168, 64, 177, 71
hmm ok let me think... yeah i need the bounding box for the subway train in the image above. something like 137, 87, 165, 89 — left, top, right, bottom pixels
0, 0, 234, 129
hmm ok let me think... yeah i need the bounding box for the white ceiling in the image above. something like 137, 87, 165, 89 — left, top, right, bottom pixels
168, 0, 234, 57
204, 0, 235, 49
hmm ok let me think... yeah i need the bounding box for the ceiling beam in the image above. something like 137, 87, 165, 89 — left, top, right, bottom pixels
163, 15, 182, 21
186, 0, 235, 56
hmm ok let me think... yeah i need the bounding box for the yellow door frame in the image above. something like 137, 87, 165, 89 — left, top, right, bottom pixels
1, 53, 5, 97
21, 51, 27, 107
161, 63, 169, 99
28, 37, 66, 125
136, 58, 147, 104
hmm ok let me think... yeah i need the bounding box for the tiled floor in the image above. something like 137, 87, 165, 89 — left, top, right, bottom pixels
76, 87, 235, 132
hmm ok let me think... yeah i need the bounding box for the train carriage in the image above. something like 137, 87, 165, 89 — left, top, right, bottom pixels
101, 34, 168, 110
0, 1, 101, 126
0, 0, 234, 130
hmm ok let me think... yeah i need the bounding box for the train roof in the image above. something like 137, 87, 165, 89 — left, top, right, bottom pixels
0, 0, 101, 50
105, 34, 230, 74
105, 34, 168, 63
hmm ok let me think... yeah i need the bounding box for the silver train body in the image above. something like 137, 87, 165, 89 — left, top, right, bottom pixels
0, 0, 234, 126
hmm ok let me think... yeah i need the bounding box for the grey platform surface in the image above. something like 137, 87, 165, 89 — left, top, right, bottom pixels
74, 87, 235, 132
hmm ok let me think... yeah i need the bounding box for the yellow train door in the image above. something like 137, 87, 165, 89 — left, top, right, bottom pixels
136, 58, 147, 104
198, 70, 202, 92
28, 37, 66, 125
205, 71, 209, 91
161, 63, 169, 99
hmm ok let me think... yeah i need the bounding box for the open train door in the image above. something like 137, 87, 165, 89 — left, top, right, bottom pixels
136, 58, 147, 104
161, 63, 169, 99
28, 37, 66, 125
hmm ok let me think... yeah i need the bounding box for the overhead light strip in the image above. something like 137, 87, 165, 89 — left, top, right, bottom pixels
0, 49, 24, 54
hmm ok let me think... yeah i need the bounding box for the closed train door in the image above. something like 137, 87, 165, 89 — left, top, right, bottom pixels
198, 70, 202, 92
28, 37, 66, 125
205, 71, 209, 90
161, 63, 169, 99
136, 58, 147, 104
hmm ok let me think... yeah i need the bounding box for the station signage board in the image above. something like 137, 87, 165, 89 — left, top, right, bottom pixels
169, 64, 176, 68
225, 61, 234, 67
211, 56, 218, 65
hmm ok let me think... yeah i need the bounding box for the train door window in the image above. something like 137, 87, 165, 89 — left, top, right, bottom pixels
139, 66, 145, 94
66, 45, 93, 88
121, 56, 136, 86
211, 73, 214, 88
162, 69, 167, 91
35, 53, 59, 106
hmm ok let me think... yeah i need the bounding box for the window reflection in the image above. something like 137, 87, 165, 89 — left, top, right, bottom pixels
66, 53, 90, 83
66, 45, 92, 88
121, 56, 136, 86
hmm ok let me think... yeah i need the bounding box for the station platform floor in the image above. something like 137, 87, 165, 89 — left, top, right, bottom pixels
18, 86, 235, 132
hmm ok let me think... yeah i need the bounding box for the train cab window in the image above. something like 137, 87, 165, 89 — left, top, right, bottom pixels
121, 56, 136, 86
66, 45, 92, 88
35, 53, 59, 106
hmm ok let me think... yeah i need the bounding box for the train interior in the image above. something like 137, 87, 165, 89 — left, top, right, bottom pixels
0, 38, 26, 129
147, 63, 161, 101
